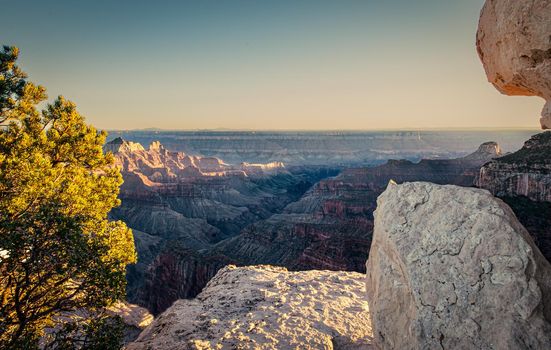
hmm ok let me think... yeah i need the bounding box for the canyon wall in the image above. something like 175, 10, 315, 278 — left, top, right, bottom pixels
478, 132, 551, 202
110, 137, 530, 319
107, 130, 533, 166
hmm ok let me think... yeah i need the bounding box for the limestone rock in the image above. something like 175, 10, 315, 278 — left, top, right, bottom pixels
366, 182, 551, 349
127, 265, 373, 350
477, 0, 551, 129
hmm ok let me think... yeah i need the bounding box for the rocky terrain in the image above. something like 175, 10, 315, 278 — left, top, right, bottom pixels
125, 1, 551, 348
107, 138, 503, 315
128, 265, 372, 350
107, 302, 154, 344
128, 182, 551, 350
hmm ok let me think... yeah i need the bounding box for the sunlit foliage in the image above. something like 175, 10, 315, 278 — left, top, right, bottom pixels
0, 46, 136, 349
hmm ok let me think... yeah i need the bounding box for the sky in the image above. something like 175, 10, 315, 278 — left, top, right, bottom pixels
1, 0, 544, 130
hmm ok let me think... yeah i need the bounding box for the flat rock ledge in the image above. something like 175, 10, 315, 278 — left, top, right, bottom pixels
127, 265, 373, 350
366, 182, 551, 350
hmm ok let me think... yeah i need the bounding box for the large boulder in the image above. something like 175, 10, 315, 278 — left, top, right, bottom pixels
128, 265, 373, 349
366, 182, 551, 349
477, 0, 551, 129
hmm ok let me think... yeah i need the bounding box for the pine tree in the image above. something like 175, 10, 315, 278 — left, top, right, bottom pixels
0, 46, 136, 349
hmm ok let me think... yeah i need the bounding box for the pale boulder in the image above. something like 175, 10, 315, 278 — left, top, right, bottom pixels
366, 182, 551, 349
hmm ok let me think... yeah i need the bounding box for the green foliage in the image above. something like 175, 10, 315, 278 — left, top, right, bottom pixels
0, 46, 136, 349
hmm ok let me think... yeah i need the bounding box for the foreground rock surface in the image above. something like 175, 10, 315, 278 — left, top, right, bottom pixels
477, 0, 551, 129
128, 265, 372, 350
366, 182, 551, 349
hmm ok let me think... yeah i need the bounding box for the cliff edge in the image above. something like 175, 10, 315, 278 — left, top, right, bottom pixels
477, 131, 551, 202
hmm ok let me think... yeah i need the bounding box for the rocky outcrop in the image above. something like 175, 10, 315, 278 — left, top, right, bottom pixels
128, 265, 372, 350
477, 132, 551, 202
366, 182, 551, 349
335, 141, 501, 190
104, 137, 145, 153
104, 138, 288, 182
477, 0, 551, 129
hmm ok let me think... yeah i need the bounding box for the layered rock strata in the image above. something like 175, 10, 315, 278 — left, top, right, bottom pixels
366, 182, 551, 349
477, 132, 551, 202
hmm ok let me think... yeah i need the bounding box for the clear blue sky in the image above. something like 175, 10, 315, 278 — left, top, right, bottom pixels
1, 0, 543, 130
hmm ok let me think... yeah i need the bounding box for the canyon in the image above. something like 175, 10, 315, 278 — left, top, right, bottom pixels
478, 132, 551, 202
106, 137, 505, 315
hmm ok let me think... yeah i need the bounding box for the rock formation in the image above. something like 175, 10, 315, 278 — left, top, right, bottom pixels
106, 136, 514, 318
127, 265, 373, 350
477, 0, 551, 129
478, 132, 551, 202
366, 182, 551, 349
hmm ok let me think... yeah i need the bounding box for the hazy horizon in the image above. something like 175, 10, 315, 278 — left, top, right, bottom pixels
107, 126, 542, 132
2, 0, 544, 130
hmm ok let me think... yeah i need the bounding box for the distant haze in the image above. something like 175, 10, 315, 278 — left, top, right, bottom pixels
2, 0, 543, 130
